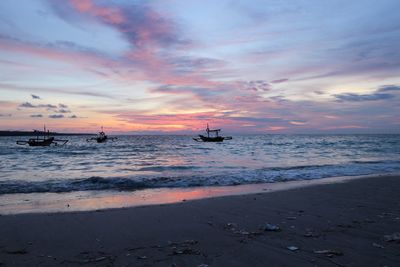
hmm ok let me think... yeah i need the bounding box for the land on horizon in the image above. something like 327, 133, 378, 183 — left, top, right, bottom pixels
1, 130, 399, 137
0, 130, 94, 136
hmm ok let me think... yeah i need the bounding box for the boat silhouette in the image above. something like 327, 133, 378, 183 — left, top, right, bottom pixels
86, 127, 117, 143
16, 126, 68, 146
193, 124, 232, 142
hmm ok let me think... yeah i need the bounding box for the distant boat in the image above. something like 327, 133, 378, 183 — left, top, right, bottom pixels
193, 124, 232, 142
87, 127, 117, 143
16, 126, 68, 146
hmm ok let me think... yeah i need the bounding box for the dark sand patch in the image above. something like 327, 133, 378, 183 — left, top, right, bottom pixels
0, 175, 399, 266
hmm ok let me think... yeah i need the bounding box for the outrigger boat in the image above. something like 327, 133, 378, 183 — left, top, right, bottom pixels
86, 127, 117, 143
193, 124, 232, 142
16, 126, 68, 146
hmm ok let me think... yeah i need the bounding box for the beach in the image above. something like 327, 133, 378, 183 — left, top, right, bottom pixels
1, 174, 399, 266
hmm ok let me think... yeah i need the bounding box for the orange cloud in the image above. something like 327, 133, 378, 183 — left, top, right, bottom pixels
265, 126, 287, 131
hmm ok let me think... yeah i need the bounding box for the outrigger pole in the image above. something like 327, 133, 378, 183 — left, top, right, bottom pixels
86, 126, 117, 143
193, 123, 231, 142
16, 125, 68, 146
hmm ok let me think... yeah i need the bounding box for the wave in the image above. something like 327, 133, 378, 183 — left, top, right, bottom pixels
0, 177, 147, 194
137, 165, 201, 172
1, 160, 399, 195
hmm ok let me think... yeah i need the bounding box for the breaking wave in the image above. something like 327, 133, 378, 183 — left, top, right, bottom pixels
1, 160, 399, 195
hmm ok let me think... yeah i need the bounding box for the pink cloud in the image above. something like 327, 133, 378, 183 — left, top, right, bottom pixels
70, 0, 125, 24
1, 1, 226, 91
289, 121, 307, 125
0, 37, 112, 73
66, 0, 218, 87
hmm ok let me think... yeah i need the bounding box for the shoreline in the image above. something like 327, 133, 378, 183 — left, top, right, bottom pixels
1, 172, 399, 215
0, 174, 399, 266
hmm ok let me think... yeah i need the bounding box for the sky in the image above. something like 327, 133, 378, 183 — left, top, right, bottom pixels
0, 0, 399, 134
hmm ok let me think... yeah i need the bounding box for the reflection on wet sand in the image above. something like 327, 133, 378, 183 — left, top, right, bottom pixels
0, 174, 379, 215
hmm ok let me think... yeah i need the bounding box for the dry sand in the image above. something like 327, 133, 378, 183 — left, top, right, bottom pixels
0, 174, 399, 266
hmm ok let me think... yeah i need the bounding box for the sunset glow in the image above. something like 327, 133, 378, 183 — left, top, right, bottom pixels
0, 0, 399, 133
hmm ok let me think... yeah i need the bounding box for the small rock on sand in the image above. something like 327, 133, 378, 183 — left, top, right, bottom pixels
372, 243, 385, 249
264, 223, 281, 232
5, 248, 27, 255
287, 246, 299, 251
314, 249, 343, 257
383, 232, 400, 242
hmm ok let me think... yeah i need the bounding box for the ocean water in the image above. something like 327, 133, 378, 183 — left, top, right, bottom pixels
1, 134, 400, 197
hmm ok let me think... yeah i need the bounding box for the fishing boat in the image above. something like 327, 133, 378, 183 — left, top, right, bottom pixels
87, 127, 117, 143
16, 126, 68, 146
193, 124, 232, 142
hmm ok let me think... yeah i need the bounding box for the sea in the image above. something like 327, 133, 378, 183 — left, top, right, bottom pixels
1, 134, 400, 214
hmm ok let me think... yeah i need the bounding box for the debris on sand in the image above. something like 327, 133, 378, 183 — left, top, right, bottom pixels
234, 230, 250, 235
372, 243, 385, 249
84, 256, 108, 263
224, 222, 238, 230
314, 249, 343, 257
137, 255, 147, 260
250, 231, 263, 236
184, 240, 198, 245
63, 256, 109, 264
264, 223, 281, 232
304, 230, 320, 238
167, 240, 201, 256
168, 240, 198, 246
171, 247, 200, 255
224, 222, 262, 238
197, 264, 209, 267
4, 248, 27, 255
62, 251, 113, 265
287, 246, 299, 251
383, 232, 400, 242
337, 223, 355, 229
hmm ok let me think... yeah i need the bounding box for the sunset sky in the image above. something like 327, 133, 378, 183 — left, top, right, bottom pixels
0, 0, 399, 134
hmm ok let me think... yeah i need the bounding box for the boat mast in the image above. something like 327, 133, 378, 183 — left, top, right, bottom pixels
45, 125, 50, 139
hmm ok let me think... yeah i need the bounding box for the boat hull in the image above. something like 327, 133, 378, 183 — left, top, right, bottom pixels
96, 136, 107, 143
196, 135, 225, 142
27, 137, 54, 147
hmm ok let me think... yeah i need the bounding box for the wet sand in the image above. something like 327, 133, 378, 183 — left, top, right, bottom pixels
0, 174, 399, 266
